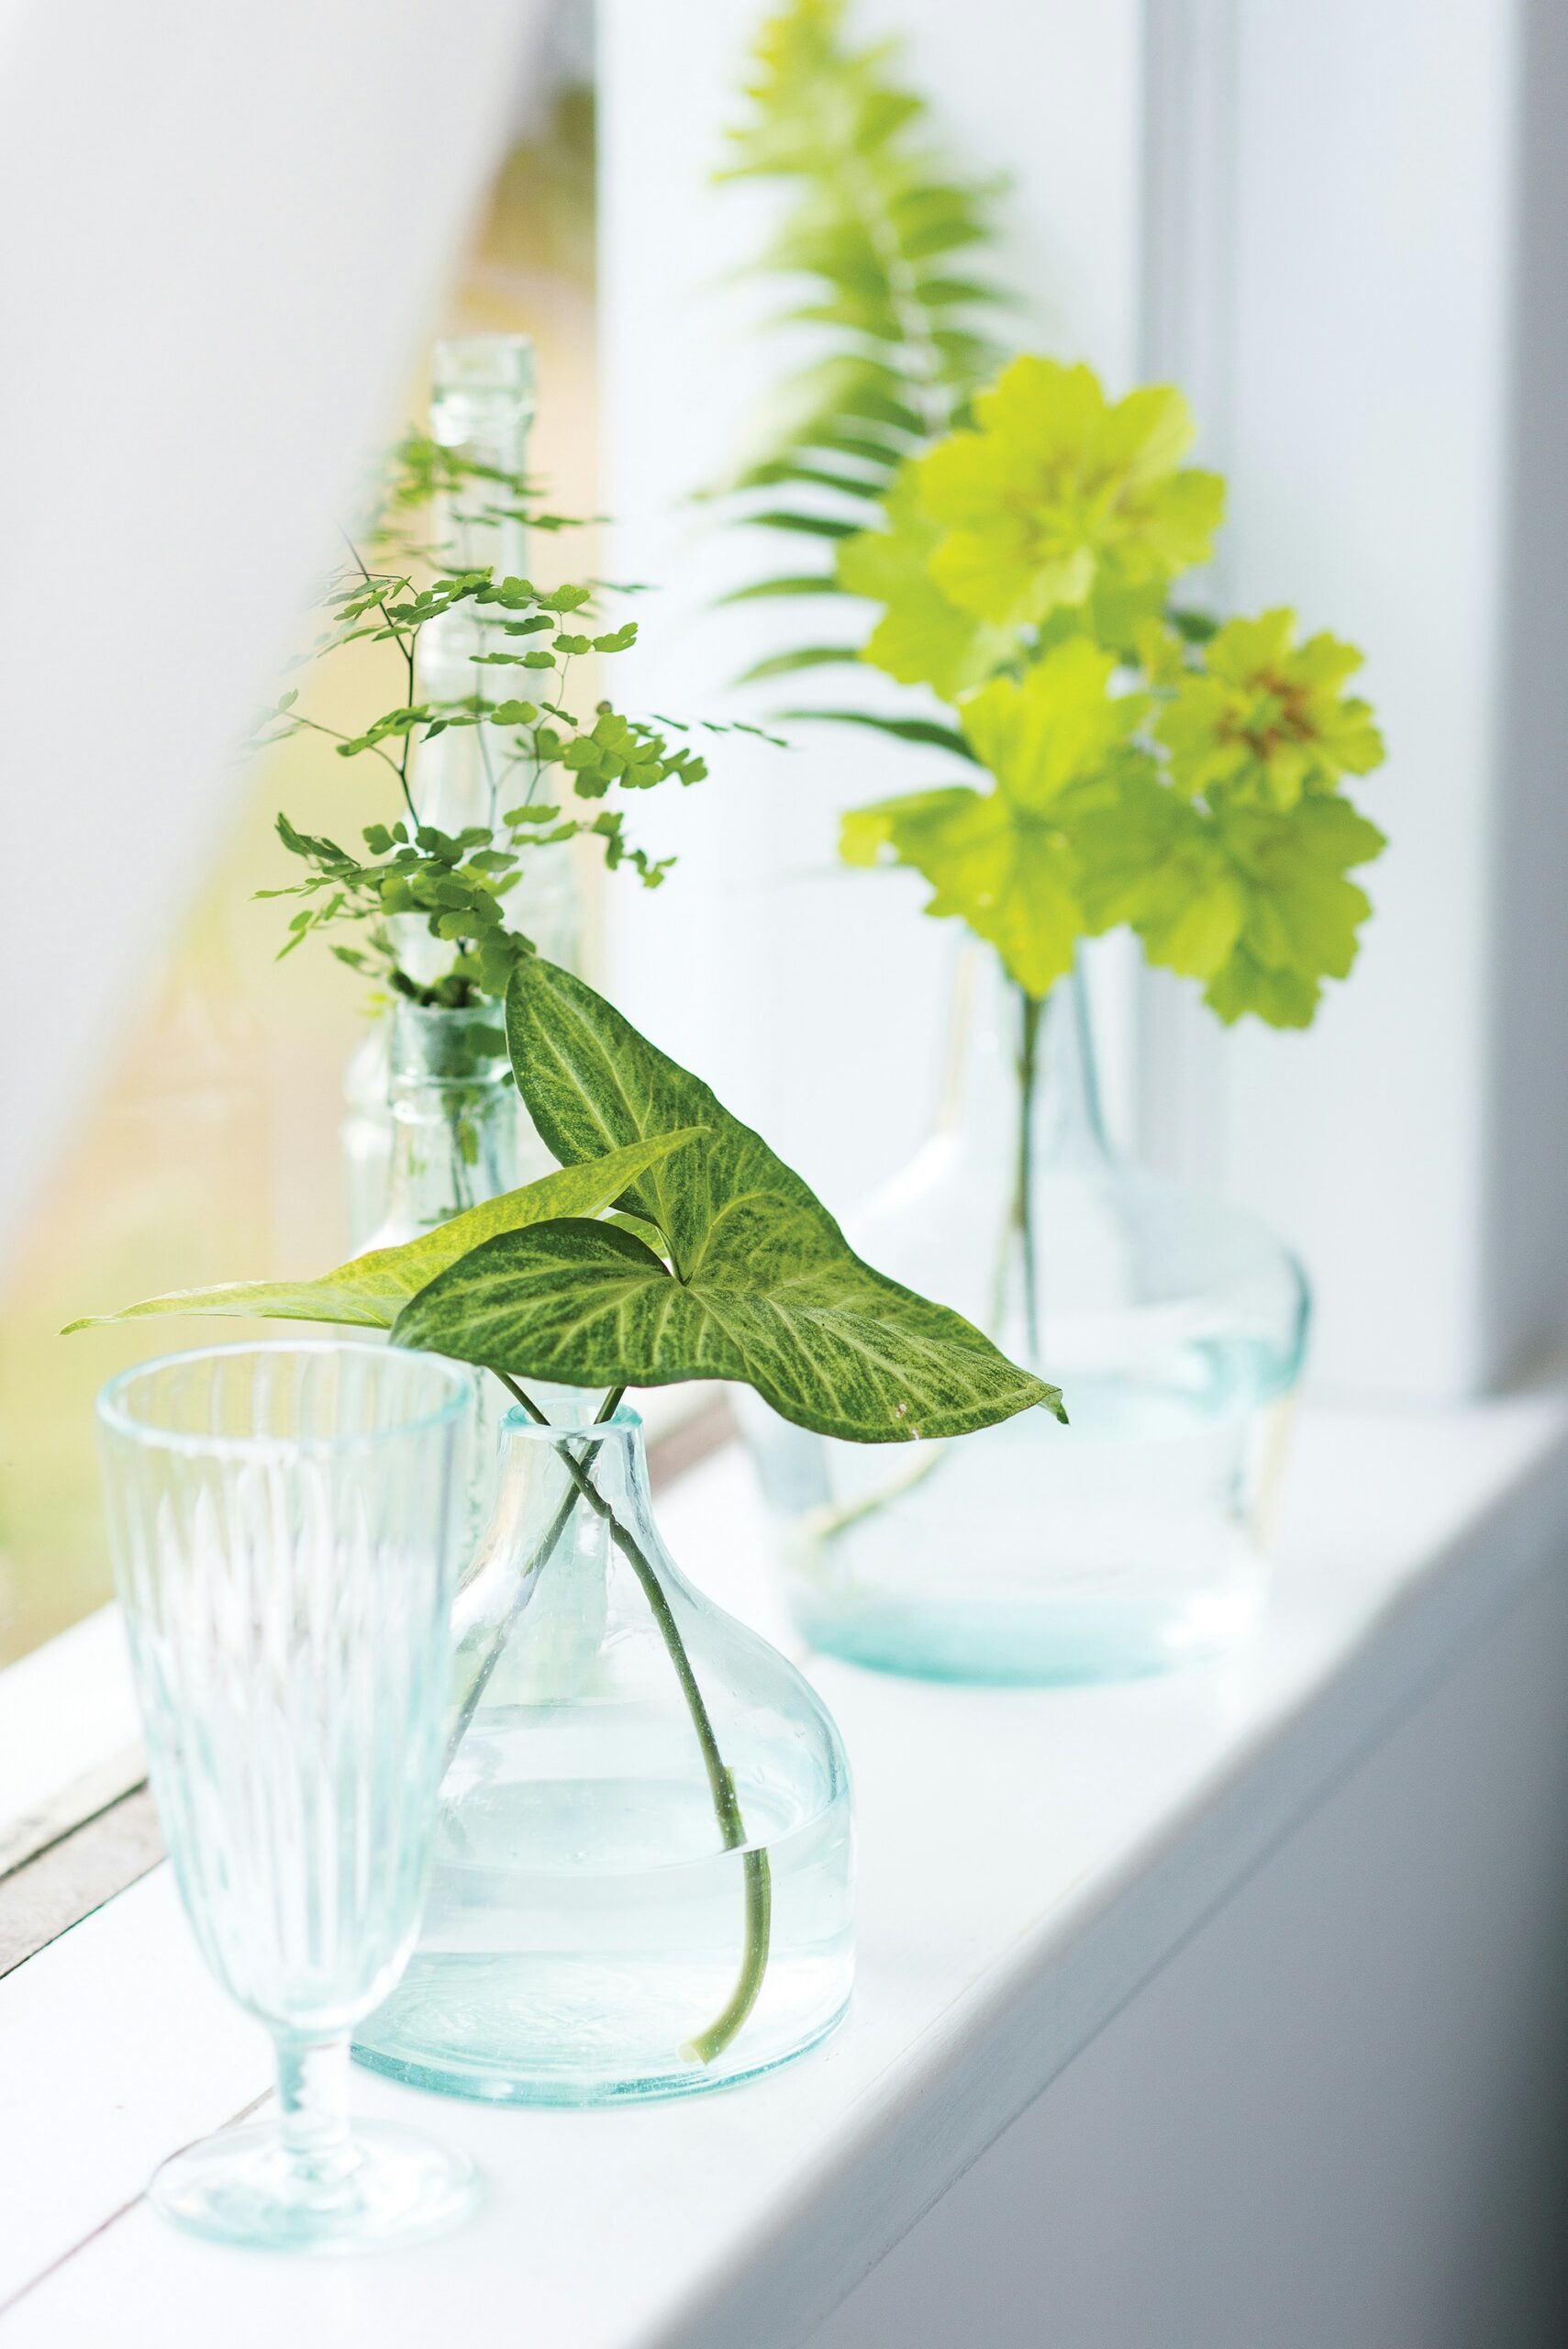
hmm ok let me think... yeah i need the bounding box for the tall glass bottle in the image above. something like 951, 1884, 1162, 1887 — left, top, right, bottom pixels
355, 1401, 854, 2104
741, 947, 1309, 1683
361, 998, 532, 1254
362, 997, 546, 1535
342, 332, 582, 1250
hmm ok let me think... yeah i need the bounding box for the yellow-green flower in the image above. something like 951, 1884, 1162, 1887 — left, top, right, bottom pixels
1072, 767, 1386, 1026
914, 357, 1225, 630
840, 639, 1148, 997
837, 466, 1017, 700
1156, 607, 1385, 811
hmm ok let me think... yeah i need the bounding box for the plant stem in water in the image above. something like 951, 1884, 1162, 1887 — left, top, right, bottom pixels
442, 1387, 617, 1765
489, 1369, 773, 2063
1015, 986, 1042, 1364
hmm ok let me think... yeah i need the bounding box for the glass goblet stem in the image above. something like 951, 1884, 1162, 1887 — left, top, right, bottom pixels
276, 2036, 354, 2179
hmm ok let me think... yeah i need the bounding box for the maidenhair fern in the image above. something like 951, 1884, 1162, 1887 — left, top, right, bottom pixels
711, 0, 1016, 715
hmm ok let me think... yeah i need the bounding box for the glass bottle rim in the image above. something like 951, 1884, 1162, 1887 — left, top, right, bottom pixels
498, 1397, 645, 1444
390, 996, 506, 1030
96, 1339, 474, 1459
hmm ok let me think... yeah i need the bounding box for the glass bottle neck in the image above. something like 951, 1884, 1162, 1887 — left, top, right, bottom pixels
405, 333, 540, 974
450, 1407, 672, 1698
427, 331, 536, 595
1018, 968, 1113, 1172
380, 1002, 518, 1241
938, 946, 1114, 1173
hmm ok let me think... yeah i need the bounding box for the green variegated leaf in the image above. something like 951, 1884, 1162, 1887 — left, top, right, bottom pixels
419, 958, 1060, 1443
396, 1213, 1052, 1444
63, 1131, 704, 1337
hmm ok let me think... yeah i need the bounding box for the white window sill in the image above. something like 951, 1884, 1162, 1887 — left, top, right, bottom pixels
4, 1394, 1568, 2343
0, 1608, 143, 1876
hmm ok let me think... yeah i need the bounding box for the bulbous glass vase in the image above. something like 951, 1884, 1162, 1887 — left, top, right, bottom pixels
742, 950, 1309, 1684
354, 1402, 854, 2104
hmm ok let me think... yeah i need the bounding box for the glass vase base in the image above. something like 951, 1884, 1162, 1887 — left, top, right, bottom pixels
150, 2120, 481, 2254
791, 1578, 1264, 1686
354, 1960, 851, 2107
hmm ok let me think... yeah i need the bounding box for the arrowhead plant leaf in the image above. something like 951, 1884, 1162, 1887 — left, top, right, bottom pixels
389, 959, 1062, 1444
62, 1132, 704, 1337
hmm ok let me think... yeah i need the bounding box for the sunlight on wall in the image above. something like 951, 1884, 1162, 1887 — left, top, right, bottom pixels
0, 42, 598, 1664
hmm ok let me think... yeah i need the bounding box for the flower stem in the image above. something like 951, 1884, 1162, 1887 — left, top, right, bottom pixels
1014, 986, 1043, 1364
488, 1369, 773, 2064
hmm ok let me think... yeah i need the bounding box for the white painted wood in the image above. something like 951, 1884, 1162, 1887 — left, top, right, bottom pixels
813, 1552, 1568, 2349
0, 1870, 264, 2310
0, 1609, 139, 1857
4, 1401, 1568, 2344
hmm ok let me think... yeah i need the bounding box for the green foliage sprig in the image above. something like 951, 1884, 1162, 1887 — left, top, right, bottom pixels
708, 0, 1014, 731
834, 356, 1387, 1028
260, 431, 774, 1008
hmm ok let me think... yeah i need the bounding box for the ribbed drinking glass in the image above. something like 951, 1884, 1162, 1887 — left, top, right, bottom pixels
96, 1341, 480, 2254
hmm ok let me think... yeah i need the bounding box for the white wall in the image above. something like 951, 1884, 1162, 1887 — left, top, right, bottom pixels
1140, 0, 1568, 1402
0, 0, 548, 1247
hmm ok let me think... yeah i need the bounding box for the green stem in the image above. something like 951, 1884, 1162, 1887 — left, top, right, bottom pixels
1015, 986, 1042, 1364
339, 527, 421, 829
442, 1382, 619, 1765
489, 1370, 773, 2063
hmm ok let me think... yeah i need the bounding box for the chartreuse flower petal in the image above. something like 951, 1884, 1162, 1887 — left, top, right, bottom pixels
1205, 796, 1386, 1024
962, 640, 1147, 813
914, 357, 1224, 630
1071, 765, 1249, 979
839, 640, 1149, 998
1156, 607, 1386, 811
1071, 763, 1386, 1025
837, 465, 1018, 698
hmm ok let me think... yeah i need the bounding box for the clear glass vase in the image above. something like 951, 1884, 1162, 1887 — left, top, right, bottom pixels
742, 948, 1309, 1684
354, 1400, 854, 2105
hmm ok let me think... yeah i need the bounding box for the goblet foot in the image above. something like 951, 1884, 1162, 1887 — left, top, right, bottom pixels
150, 2118, 480, 2254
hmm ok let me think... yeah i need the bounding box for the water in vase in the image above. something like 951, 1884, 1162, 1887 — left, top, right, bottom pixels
357, 1404, 854, 2104
744, 949, 1308, 1683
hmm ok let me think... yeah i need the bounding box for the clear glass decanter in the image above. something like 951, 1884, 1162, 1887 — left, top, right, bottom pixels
355, 1401, 854, 2105
743, 948, 1309, 1684
342, 330, 582, 1250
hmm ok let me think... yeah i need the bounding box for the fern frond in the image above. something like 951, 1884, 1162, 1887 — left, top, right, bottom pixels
710, 0, 1018, 695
